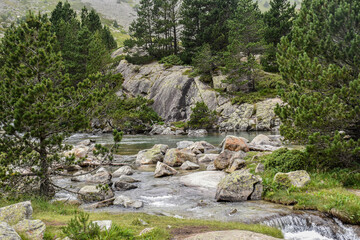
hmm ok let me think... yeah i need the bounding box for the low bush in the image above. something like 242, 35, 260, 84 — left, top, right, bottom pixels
159, 55, 184, 68
188, 102, 217, 129
264, 148, 309, 172
125, 54, 154, 65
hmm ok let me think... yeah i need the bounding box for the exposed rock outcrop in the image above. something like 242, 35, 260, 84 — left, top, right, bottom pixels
115, 61, 282, 130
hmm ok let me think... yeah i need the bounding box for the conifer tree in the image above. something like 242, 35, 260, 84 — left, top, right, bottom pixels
180, 0, 238, 63
0, 13, 112, 197
276, 0, 360, 168
262, 0, 296, 72
224, 0, 266, 92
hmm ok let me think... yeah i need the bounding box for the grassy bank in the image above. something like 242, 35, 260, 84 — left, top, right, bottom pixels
245, 150, 360, 225
0, 198, 283, 240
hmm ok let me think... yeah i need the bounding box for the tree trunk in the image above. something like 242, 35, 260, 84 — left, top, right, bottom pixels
39, 137, 54, 197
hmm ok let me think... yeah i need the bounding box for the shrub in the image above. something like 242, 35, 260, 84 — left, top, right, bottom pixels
264, 148, 309, 172
125, 53, 154, 65
159, 55, 183, 68
188, 102, 217, 129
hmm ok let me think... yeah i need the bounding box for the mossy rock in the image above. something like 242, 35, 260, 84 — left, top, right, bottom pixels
273, 170, 311, 188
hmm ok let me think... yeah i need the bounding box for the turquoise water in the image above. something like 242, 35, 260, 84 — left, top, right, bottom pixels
66, 131, 274, 155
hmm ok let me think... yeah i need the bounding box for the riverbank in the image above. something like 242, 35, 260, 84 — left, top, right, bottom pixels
0, 198, 283, 239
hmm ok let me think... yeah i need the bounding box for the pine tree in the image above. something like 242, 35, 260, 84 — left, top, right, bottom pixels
87, 31, 112, 75
0, 13, 111, 197
180, 0, 238, 63
127, 0, 180, 58
276, 0, 360, 168
262, 0, 296, 72
224, 0, 266, 92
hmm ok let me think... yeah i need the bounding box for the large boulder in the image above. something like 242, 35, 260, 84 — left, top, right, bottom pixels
274, 170, 311, 188
0, 201, 33, 225
13, 219, 46, 240
154, 162, 178, 178
215, 169, 263, 202
112, 166, 134, 178
184, 230, 280, 240
0, 222, 21, 240
78, 186, 114, 202
163, 148, 196, 167
176, 141, 195, 149
113, 195, 143, 209
180, 171, 226, 192
71, 168, 111, 184
180, 161, 200, 170
214, 150, 247, 170
226, 159, 246, 173
250, 134, 272, 146
187, 141, 216, 154
198, 154, 219, 165
221, 136, 249, 152
249, 134, 282, 151
113, 181, 138, 191
136, 144, 169, 165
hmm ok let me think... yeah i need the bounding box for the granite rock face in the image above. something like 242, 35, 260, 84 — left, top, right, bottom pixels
115, 60, 282, 130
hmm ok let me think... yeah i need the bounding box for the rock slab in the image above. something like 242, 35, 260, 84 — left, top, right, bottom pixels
184, 230, 280, 240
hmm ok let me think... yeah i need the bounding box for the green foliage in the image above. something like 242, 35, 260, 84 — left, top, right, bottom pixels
159, 54, 184, 68
192, 44, 214, 75
0, 12, 119, 197
128, 0, 180, 58
50, 2, 116, 84
125, 53, 155, 65
263, 148, 309, 172
62, 212, 101, 240
188, 102, 217, 129
261, 0, 296, 72
180, 0, 239, 63
102, 96, 162, 132
276, 0, 360, 169
171, 121, 187, 129
223, 0, 267, 92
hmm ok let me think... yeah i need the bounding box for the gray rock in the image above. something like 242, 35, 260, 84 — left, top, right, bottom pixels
0, 221, 21, 240
255, 163, 265, 173
226, 159, 246, 173
184, 230, 280, 240
13, 219, 46, 240
71, 168, 111, 184
198, 154, 219, 164
188, 129, 207, 136
206, 163, 217, 171
188, 141, 216, 154
118, 175, 140, 183
154, 162, 178, 178
114, 181, 138, 191
114, 195, 143, 209
180, 161, 200, 170
161, 127, 176, 135
176, 141, 195, 149
216, 169, 263, 202
92, 220, 112, 231
112, 166, 134, 177
180, 171, 226, 192
78, 186, 114, 202
274, 170, 311, 188
136, 144, 169, 165
214, 150, 247, 170
163, 148, 197, 167
0, 201, 32, 225
250, 134, 272, 146
149, 124, 167, 135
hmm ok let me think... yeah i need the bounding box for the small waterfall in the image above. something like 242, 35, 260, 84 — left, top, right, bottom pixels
262, 215, 358, 240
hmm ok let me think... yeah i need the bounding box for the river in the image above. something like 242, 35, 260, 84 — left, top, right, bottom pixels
60, 132, 359, 240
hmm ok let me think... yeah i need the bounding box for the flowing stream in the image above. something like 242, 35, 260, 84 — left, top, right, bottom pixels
59, 133, 359, 240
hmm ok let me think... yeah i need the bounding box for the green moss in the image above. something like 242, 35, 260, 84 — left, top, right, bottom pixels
273, 173, 292, 188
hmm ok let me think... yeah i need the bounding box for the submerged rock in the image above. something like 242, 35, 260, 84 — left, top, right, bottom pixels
78, 186, 114, 202
112, 166, 134, 177
114, 195, 143, 209
163, 148, 196, 167
216, 169, 263, 202
273, 170, 311, 188
136, 144, 169, 165
180, 161, 200, 170
154, 162, 178, 178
